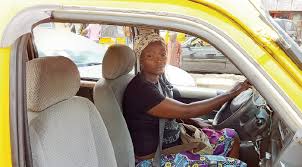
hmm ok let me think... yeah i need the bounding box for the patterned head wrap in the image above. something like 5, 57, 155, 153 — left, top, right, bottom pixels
134, 32, 166, 58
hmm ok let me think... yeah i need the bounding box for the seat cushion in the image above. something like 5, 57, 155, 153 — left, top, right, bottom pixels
94, 74, 135, 167
29, 96, 117, 167
94, 44, 136, 166
101, 74, 134, 107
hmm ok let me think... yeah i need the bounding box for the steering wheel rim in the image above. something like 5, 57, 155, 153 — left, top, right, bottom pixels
212, 90, 254, 129
212, 101, 230, 126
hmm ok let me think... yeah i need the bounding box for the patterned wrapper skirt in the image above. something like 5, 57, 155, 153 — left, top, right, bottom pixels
136, 128, 247, 167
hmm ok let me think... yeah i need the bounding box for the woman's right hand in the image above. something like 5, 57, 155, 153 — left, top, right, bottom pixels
227, 80, 251, 99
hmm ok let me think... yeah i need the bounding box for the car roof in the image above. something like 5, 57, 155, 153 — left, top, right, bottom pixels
0, 0, 269, 47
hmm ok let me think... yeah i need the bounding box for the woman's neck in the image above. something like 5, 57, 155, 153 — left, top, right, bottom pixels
141, 71, 159, 84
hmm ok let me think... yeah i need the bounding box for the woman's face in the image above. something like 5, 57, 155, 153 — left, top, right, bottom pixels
140, 41, 167, 76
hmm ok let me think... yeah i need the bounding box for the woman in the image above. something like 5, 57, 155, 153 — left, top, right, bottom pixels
123, 32, 249, 167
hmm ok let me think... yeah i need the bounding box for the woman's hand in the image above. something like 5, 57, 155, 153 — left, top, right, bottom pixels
227, 80, 251, 99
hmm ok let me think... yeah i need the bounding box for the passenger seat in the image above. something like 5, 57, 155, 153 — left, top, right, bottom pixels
27, 56, 117, 167
94, 44, 136, 167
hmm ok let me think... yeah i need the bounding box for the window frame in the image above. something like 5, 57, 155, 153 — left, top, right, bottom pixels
10, 35, 33, 167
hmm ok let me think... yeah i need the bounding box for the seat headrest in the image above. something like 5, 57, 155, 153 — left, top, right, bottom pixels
102, 44, 136, 80
26, 56, 80, 112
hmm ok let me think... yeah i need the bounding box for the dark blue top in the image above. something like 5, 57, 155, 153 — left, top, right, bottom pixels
123, 73, 180, 156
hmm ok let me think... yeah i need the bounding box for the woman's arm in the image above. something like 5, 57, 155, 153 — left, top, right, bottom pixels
147, 92, 232, 119
147, 80, 250, 119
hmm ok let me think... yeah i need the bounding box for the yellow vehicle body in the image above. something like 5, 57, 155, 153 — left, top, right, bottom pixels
0, 48, 11, 167
1, 0, 302, 166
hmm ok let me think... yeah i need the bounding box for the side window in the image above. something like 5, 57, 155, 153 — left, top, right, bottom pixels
33, 23, 133, 80
162, 31, 242, 90
285, 21, 295, 32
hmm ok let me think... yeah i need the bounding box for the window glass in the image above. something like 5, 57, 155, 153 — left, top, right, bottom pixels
285, 21, 295, 31
33, 23, 133, 80
161, 30, 243, 90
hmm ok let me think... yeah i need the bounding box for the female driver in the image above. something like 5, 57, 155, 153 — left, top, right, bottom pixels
123, 32, 249, 167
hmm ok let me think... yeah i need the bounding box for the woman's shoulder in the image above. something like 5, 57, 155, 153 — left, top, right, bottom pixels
125, 74, 151, 97
127, 73, 155, 89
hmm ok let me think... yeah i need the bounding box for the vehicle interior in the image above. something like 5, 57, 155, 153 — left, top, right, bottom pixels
18, 20, 297, 167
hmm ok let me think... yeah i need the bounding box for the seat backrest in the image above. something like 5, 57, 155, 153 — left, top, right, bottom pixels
27, 56, 117, 167
94, 44, 136, 167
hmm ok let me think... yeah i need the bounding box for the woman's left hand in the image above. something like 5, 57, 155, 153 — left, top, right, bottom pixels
227, 80, 251, 98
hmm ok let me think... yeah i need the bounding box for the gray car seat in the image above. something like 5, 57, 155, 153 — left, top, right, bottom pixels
27, 56, 117, 167
93, 44, 136, 167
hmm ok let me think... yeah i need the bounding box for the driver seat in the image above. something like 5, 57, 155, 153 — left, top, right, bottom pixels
93, 44, 136, 167
27, 56, 117, 167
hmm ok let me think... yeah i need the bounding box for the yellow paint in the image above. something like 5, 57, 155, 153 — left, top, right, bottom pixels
0, 48, 12, 167
0, 0, 302, 163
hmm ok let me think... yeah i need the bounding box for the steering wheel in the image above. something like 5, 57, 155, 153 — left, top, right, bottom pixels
212, 89, 254, 129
